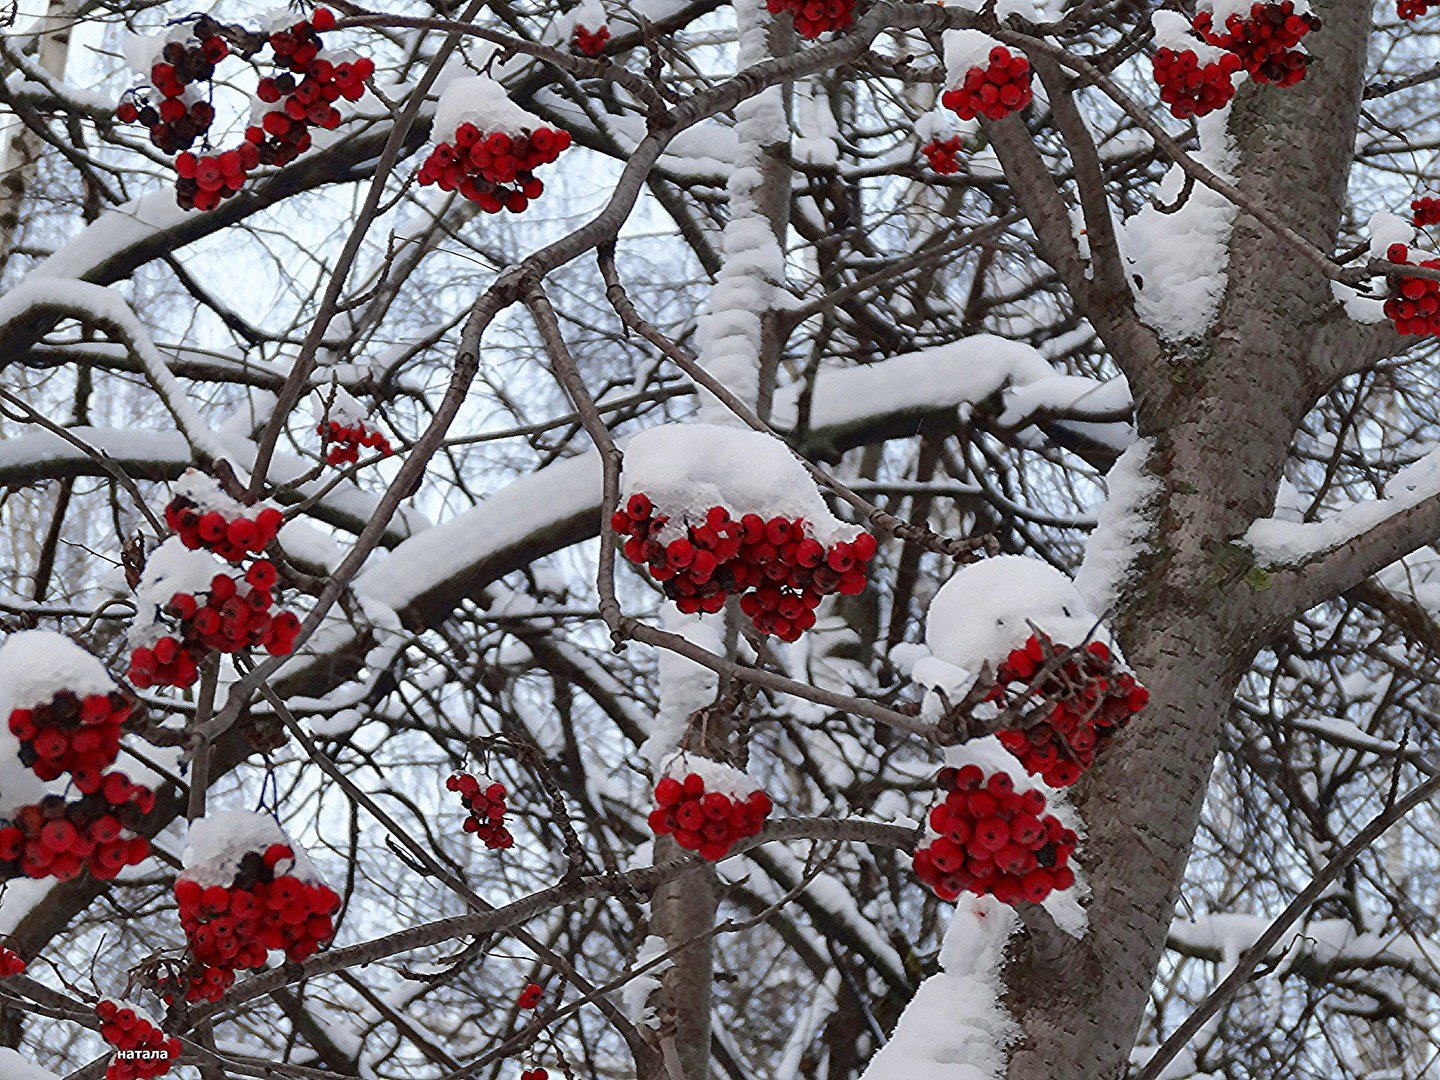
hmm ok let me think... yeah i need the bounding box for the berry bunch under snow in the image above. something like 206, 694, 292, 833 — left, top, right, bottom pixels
418, 77, 571, 214
319, 418, 392, 465
1382, 242, 1440, 337
765, 0, 854, 39
1413, 197, 1440, 229
912, 765, 1076, 905
9, 688, 133, 788
1150, 11, 1244, 120
447, 772, 514, 849
647, 757, 773, 861
115, 22, 229, 153
164, 474, 283, 562
989, 635, 1149, 787
941, 35, 1033, 123
96, 1000, 180, 1080
170, 812, 339, 1002
1193, 1, 1320, 88
0, 780, 154, 883
921, 135, 963, 175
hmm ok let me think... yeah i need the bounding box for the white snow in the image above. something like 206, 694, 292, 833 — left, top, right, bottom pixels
180, 809, 319, 886
0, 1049, 61, 1080
656, 752, 760, 799
943, 30, 1002, 80
172, 469, 248, 517
1367, 211, 1413, 258
1074, 438, 1159, 613
858, 896, 1019, 1080
432, 76, 543, 142
644, 607, 724, 766
620, 934, 672, 1029
128, 538, 228, 648
0, 630, 115, 713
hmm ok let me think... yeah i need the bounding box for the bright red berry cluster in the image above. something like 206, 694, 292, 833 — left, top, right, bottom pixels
1152, 45, 1243, 119
990, 635, 1149, 788
520, 1070, 549, 1080
319, 419, 392, 466
0, 948, 25, 977
164, 497, 283, 562
1399, 0, 1439, 17
648, 772, 773, 861
764, 0, 855, 39
8, 689, 133, 787
612, 494, 876, 641
1382, 243, 1440, 337
0, 780, 153, 883
942, 46, 1033, 122
912, 766, 1076, 905
173, 844, 340, 1003
96, 1000, 181, 1080
447, 773, 514, 849
1193, 2, 1320, 87
922, 135, 963, 175
1413, 197, 1440, 228
517, 982, 543, 1009
114, 22, 230, 154
418, 123, 571, 214
573, 23, 610, 55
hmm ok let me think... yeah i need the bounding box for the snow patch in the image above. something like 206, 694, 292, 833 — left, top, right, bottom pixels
0, 630, 114, 713
180, 810, 320, 887
621, 935, 672, 1029
1075, 438, 1160, 613
432, 76, 543, 141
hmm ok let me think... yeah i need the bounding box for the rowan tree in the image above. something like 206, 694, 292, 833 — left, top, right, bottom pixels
1, 0, 1440, 1078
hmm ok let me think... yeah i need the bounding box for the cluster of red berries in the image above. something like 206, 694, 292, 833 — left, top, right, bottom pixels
1152, 44, 1243, 119
319, 419, 392, 466
0, 780, 153, 883
612, 494, 876, 641
1193, 2, 1320, 87
989, 635, 1149, 788
447, 773, 514, 849
1399, 0, 1439, 18
418, 122, 572, 214
517, 982, 543, 1009
921, 135, 963, 175
172, 844, 340, 1003
1413, 197, 1440, 228
572, 23, 610, 55
8, 689, 133, 787
520, 1070, 549, 1080
96, 1000, 181, 1080
1382, 243, 1440, 337
0, 948, 25, 977
648, 772, 773, 861
165, 496, 283, 562
912, 766, 1076, 905
942, 46, 1033, 122
764, 0, 855, 39
114, 22, 232, 154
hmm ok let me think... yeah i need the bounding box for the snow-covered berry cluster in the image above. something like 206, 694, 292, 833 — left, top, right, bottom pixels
164, 494, 283, 563
114, 20, 234, 154
912, 765, 1076, 905
418, 122, 571, 214
1193, 2, 1320, 88
1152, 43, 1243, 119
97, 1000, 181, 1080
318, 418, 392, 466
8, 689, 133, 787
1399, 0, 1439, 18
921, 135, 963, 175
612, 494, 876, 641
0, 947, 24, 977
989, 635, 1149, 788
517, 982, 543, 1009
173, 832, 339, 1002
765, 0, 854, 39
647, 762, 773, 861
942, 46, 1033, 123
1413, 197, 1440, 228
572, 22, 610, 55
1382, 242, 1440, 337
447, 772, 514, 849
0, 781, 154, 883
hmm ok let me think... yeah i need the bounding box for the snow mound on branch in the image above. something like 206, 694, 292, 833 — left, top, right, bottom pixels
1151, 10, 1229, 64
181, 810, 320, 887
0, 630, 114, 713
645, 608, 723, 766
943, 30, 1001, 79
621, 935, 672, 1029
172, 469, 247, 517
0, 1049, 61, 1080
1367, 210, 1413, 258
127, 538, 226, 648
1075, 438, 1160, 613
433, 76, 543, 141
622, 423, 862, 547
858, 895, 1018, 1080
311, 385, 370, 426
656, 752, 759, 798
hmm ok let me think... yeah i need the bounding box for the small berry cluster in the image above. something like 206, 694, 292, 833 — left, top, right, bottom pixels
1382, 243, 1440, 337
8, 689, 133, 787
648, 772, 773, 861
319, 419, 392, 466
912, 766, 1076, 905
173, 844, 340, 1002
520, 1071, 549, 1080
96, 1000, 181, 1080
1152, 45, 1243, 119
1193, 2, 1320, 88
418, 123, 572, 214
114, 21, 233, 154
517, 982, 543, 1009
764, 0, 855, 39
1413, 197, 1440, 228
1399, 0, 1439, 18
572, 22, 611, 55
942, 46, 1033, 122
0, 948, 25, 977
0, 780, 154, 883
447, 773, 514, 849
990, 636, 1149, 788
921, 135, 963, 175
612, 494, 876, 642
164, 496, 283, 563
